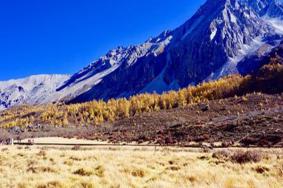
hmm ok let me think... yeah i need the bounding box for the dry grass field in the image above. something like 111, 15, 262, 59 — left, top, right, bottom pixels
0, 146, 282, 188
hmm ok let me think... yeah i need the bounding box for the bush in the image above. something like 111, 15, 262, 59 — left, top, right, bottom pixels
73, 168, 93, 176
212, 150, 231, 160
212, 150, 263, 164
72, 145, 81, 151
231, 150, 262, 164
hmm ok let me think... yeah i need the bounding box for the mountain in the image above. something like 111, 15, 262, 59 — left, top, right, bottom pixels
0, 75, 69, 110
65, 0, 283, 103
1, 0, 283, 109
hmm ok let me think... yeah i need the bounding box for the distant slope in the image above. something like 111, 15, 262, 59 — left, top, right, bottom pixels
0, 75, 69, 110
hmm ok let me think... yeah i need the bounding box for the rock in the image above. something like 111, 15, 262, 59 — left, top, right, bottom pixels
8, 126, 22, 135
200, 103, 210, 112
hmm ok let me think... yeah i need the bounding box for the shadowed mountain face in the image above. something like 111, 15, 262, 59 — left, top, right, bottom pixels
1, 0, 283, 109
237, 40, 283, 75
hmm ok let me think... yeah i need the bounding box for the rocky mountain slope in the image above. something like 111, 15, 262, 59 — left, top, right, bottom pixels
66, 0, 283, 103
0, 0, 283, 109
0, 75, 69, 110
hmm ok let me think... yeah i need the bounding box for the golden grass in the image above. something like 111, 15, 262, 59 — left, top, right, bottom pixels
0, 146, 282, 188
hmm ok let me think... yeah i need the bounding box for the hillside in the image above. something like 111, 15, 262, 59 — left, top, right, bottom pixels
0, 59, 282, 147
0, 75, 69, 110
3, 92, 281, 147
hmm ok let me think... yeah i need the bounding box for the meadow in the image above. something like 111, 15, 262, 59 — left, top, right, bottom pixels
0, 146, 282, 188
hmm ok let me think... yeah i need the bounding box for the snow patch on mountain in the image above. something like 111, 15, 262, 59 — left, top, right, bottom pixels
264, 17, 283, 33
208, 35, 273, 80
140, 65, 180, 94
210, 29, 217, 41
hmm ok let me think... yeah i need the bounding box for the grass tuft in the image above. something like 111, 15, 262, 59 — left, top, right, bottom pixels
73, 168, 93, 176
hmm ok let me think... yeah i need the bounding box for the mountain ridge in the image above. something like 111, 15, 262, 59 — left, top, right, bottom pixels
69, 0, 283, 103
1, 0, 283, 110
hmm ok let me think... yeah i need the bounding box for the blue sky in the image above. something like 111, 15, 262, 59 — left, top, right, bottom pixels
0, 0, 205, 81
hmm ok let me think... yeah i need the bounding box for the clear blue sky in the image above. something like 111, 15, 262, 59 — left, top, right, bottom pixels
0, 0, 205, 81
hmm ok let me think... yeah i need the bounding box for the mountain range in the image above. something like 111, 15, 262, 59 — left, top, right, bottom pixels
1, 0, 283, 110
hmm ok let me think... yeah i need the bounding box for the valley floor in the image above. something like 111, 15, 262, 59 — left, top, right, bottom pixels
0, 146, 282, 188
